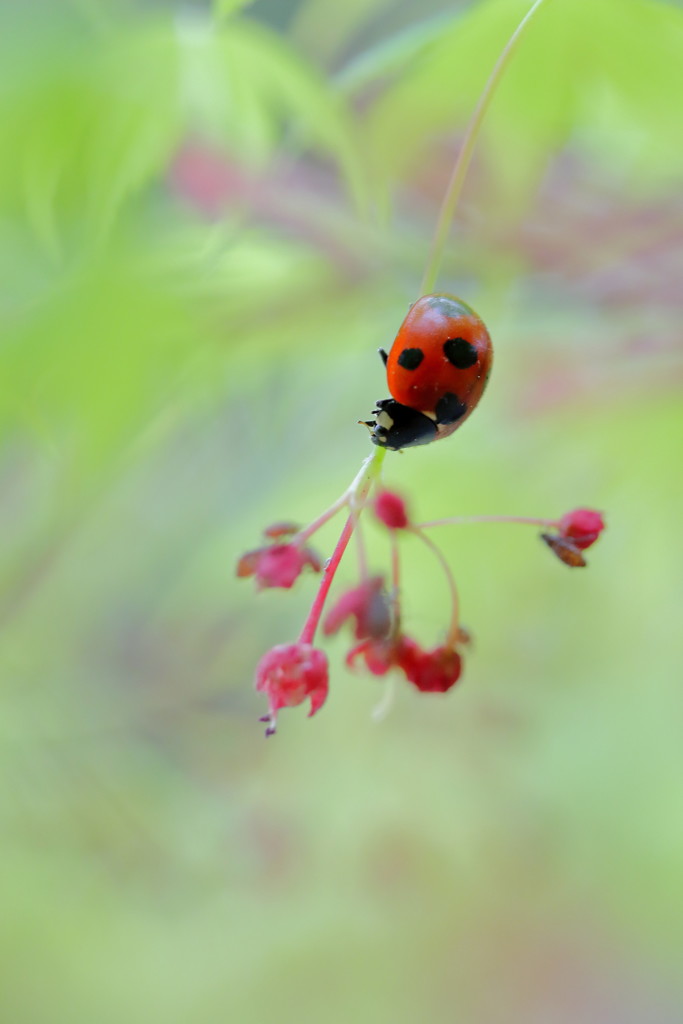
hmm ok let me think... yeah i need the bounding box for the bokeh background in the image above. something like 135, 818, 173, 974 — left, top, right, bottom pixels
2, 0, 683, 1021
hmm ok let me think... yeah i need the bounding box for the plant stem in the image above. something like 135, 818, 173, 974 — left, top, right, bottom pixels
410, 526, 461, 648
354, 514, 369, 580
420, 0, 552, 295
389, 533, 402, 632
416, 514, 558, 529
299, 514, 356, 645
298, 447, 386, 644
348, 446, 387, 504
296, 492, 350, 543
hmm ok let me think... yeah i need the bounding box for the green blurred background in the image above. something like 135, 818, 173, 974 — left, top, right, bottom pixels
2, 0, 683, 1020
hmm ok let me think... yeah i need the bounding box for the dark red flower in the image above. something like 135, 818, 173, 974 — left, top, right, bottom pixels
255, 642, 329, 736
374, 490, 410, 530
402, 644, 463, 693
557, 508, 605, 550
346, 633, 462, 694
237, 542, 322, 590
323, 576, 391, 640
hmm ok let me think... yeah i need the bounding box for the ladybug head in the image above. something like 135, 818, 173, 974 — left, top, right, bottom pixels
365, 399, 438, 451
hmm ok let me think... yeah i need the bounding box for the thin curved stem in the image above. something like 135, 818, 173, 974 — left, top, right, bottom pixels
296, 492, 350, 543
410, 526, 461, 648
389, 533, 402, 632
296, 447, 388, 544
420, 0, 552, 295
416, 514, 558, 529
371, 532, 402, 724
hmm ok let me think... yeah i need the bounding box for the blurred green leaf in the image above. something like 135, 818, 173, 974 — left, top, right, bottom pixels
0, 8, 181, 251
361, 0, 683, 217
213, 0, 257, 17
176, 15, 369, 211
292, 0, 397, 66
334, 10, 455, 92
0, 231, 198, 483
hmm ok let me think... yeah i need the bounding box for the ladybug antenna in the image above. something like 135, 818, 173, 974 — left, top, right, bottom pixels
420, 0, 551, 295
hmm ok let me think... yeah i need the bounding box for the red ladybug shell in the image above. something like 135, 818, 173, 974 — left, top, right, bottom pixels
385, 293, 492, 431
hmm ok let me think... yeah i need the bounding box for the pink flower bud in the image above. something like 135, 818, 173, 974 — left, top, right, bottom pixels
236, 542, 321, 590
254, 545, 313, 589
255, 642, 329, 736
557, 508, 605, 550
323, 576, 391, 641
374, 490, 410, 530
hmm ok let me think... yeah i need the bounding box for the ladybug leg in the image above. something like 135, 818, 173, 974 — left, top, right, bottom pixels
378, 348, 388, 366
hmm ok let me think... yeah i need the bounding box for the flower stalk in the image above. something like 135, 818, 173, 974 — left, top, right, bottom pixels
240, 482, 605, 734
420, 0, 553, 294
410, 525, 462, 649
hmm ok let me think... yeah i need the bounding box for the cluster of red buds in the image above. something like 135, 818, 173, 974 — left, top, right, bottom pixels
237, 450, 605, 736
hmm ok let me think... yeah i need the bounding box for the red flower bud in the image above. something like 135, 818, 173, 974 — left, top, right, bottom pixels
541, 508, 605, 568
374, 490, 410, 530
255, 642, 329, 736
557, 508, 605, 550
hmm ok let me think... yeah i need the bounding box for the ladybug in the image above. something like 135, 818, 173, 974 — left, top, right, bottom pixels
364, 293, 492, 450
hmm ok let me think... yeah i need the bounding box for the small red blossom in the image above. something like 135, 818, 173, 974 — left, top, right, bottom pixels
403, 644, 463, 693
323, 576, 391, 641
558, 508, 605, 550
255, 642, 329, 736
541, 508, 605, 568
237, 542, 322, 590
374, 490, 410, 530
346, 633, 462, 694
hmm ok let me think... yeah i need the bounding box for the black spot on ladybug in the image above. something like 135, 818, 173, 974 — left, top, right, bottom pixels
435, 392, 468, 425
443, 337, 478, 369
397, 347, 424, 371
